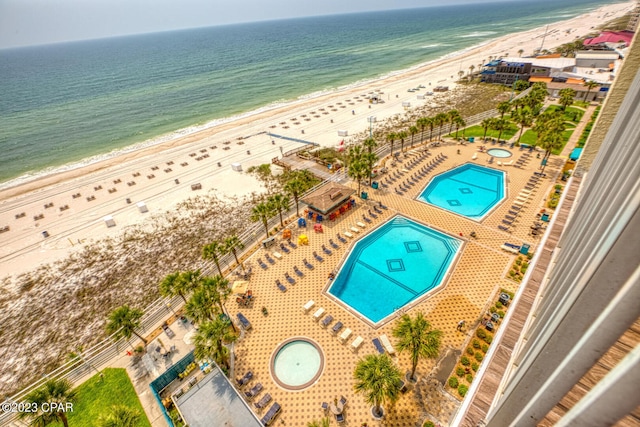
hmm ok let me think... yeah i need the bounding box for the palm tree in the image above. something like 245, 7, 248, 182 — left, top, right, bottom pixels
583, 80, 599, 102
284, 178, 305, 218
202, 240, 225, 277
427, 116, 436, 142
468, 64, 475, 81
223, 235, 244, 270
454, 116, 466, 139
559, 88, 576, 111
392, 313, 443, 381
307, 417, 330, 427
518, 48, 524, 57
362, 151, 379, 187
497, 101, 511, 119
408, 125, 418, 147
185, 286, 218, 324
397, 130, 408, 153
106, 305, 147, 345
19, 379, 77, 427
362, 137, 377, 154
202, 275, 231, 314
354, 354, 402, 418
193, 318, 237, 371
98, 405, 141, 427
492, 117, 510, 144
159, 270, 201, 304
268, 193, 291, 227
348, 157, 367, 195
481, 118, 494, 142
513, 107, 534, 143
251, 201, 274, 237
434, 112, 448, 141
416, 117, 429, 144
458, 70, 465, 81
385, 132, 396, 156
447, 110, 461, 135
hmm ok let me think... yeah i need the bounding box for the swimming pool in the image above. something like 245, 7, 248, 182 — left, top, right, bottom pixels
418, 163, 505, 220
487, 148, 512, 158
271, 338, 323, 390
328, 216, 461, 324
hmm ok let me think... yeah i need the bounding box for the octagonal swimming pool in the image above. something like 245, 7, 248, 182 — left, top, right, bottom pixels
418, 163, 505, 220
271, 338, 324, 390
328, 216, 461, 324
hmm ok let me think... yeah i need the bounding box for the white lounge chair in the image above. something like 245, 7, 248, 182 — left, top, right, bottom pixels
313, 307, 326, 321
339, 328, 352, 343
303, 300, 315, 313
497, 161, 503, 166
379, 334, 396, 355
343, 231, 354, 238
350, 226, 360, 233
272, 251, 282, 259
471, 153, 478, 160
351, 336, 364, 351
356, 221, 366, 228
503, 160, 513, 166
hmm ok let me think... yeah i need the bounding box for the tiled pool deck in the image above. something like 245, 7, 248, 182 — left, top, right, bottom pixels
231, 142, 561, 426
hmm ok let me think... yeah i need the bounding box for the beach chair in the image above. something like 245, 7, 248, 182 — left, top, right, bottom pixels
237, 313, 252, 330
351, 336, 364, 351
293, 266, 304, 277
368, 209, 377, 219
350, 226, 360, 234
313, 251, 324, 262
287, 239, 297, 249
303, 258, 314, 269
339, 396, 347, 407
265, 253, 275, 264
284, 272, 296, 285
339, 328, 352, 343
276, 279, 287, 292
272, 251, 282, 260
356, 221, 366, 228
372, 338, 385, 354
329, 238, 339, 249
505, 215, 516, 221
380, 334, 396, 355
255, 393, 272, 409
336, 233, 347, 243
321, 315, 333, 328
332, 321, 344, 334
257, 258, 268, 269
322, 244, 332, 255
498, 225, 511, 233
373, 205, 383, 214
335, 413, 345, 424
279, 243, 290, 254
260, 402, 281, 426
236, 371, 253, 386
362, 215, 372, 224
379, 203, 388, 210
303, 300, 315, 313
313, 307, 326, 321
245, 383, 263, 399
502, 219, 513, 226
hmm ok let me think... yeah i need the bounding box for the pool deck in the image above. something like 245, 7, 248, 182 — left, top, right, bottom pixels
232, 141, 563, 426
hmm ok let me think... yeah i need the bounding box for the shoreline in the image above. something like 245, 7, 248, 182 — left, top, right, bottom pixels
0, 1, 634, 278
0, 1, 627, 195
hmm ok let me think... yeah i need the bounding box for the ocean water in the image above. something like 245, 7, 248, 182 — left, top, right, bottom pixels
0, 0, 621, 187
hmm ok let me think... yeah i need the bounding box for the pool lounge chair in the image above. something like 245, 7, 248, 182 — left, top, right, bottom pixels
303, 258, 314, 269
245, 383, 263, 399
329, 239, 339, 249
322, 244, 332, 255
380, 334, 396, 355
272, 251, 282, 259
340, 328, 352, 343
336, 233, 347, 243
372, 338, 385, 354
502, 219, 513, 226
284, 273, 296, 285
255, 393, 272, 409
293, 266, 304, 277
351, 336, 364, 351
368, 209, 377, 219
303, 300, 315, 313
313, 251, 324, 262
261, 402, 281, 426
471, 153, 478, 160
332, 321, 344, 334
379, 203, 388, 210
287, 239, 297, 249
279, 243, 290, 254
321, 315, 334, 328
362, 215, 372, 224
343, 231, 354, 238
276, 280, 287, 292
237, 313, 252, 330
356, 221, 366, 228
350, 226, 360, 233
236, 370, 253, 386
313, 307, 326, 321
257, 258, 268, 269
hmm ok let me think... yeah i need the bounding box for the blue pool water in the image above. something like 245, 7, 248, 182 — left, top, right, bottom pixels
418, 163, 505, 220
328, 216, 461, 323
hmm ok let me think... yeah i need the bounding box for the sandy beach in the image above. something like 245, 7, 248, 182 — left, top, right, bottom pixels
0, 1, 634, 279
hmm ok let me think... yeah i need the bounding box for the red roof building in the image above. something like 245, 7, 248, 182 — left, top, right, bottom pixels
583, 31, 634, 47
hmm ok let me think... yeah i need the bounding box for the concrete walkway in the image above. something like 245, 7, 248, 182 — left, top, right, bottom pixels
559, 104, 597, 158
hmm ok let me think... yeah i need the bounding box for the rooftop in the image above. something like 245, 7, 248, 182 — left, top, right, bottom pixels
300, 181, 356, 214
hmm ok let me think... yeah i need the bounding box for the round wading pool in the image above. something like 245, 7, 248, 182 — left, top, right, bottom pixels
271, 338, 324, 390
487, 148, 513, 158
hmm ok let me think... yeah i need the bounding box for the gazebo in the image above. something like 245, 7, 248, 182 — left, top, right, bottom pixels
301, 182, 356, 222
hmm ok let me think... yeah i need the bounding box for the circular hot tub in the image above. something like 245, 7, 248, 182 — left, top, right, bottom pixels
487, 148, 512, 158
271, 338, 324, 390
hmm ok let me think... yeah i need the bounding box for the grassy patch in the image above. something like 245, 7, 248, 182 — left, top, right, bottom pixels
454, 123, 518, 141
545, 105, 584, 123
517, 129, 573, 154
66, 368, 151, 427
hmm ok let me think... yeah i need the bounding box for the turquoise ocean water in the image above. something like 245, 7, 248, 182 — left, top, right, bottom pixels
0, 0, 621, 187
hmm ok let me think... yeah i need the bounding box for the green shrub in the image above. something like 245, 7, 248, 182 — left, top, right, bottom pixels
476, 329, 487, 339
497, 310, 505, 318
482, 344, 489, 353
423, 422, 435, 427
521, 265, 528, 274
467, 347, 475, 355
548, 198, 559, 209
555, 184, 563, 191
471, 362, 479, 372
466, 373, 474, 383
448, 377, 459, 388
475, 352, 484, 362
458, 384, 469, 397
456, 367, 465, 377
495, 301, 503, 309
484, 335, 493, 344
460, 356, 470, 366
509, 270, 516, 277
472, 339, 481, 349
515, 258, 522, 266
522, 261, 529, 269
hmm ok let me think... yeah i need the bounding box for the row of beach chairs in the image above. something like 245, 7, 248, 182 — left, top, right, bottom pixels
498, 174, 542, 233
304, 301, 363, 351
372, 334, 396, 355
236, 370, 281, 425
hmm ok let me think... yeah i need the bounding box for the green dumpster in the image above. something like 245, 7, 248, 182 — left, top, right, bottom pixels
361, 192, 368, 200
